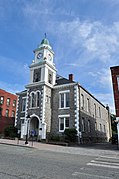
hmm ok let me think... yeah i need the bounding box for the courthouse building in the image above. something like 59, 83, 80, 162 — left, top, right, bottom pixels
15, 37, 111, 143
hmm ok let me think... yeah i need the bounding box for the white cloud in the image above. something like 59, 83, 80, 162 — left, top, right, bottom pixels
52, 19, 119, 64
98, 69, 112, 88
21, 1, 119, 66
93, 92, 115, 114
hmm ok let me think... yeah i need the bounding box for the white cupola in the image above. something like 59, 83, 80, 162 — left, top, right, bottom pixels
28, 35, 57, 87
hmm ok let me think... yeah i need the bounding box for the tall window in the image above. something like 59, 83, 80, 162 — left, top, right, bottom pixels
82, 118, 85, 132
95, 122, 97, 131
48, 74, 52, 84
7, 98, 10, 106
99, 107, 101, 118
0, 96, 4, 104
81, 94, 84, 109
87, 98, 90, 112
59, 116, 69, 132
59, 92, 70, 108
94, 103, 96, 117
13, 100, 16, 107
6, 109, 9, 117
36, 91, 40, 107
88, 120, 91, 132
33, 68, 41, 82
12, 111, 15, 117
104, 125, 106, 133
22, 98, 26, 112
30, 91, 41, 108
66, 93, 69, 107
100, 123, 102, 132
31, 93, 36, 107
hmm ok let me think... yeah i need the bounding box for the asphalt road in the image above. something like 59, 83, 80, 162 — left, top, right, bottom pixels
0, 144, 119, 179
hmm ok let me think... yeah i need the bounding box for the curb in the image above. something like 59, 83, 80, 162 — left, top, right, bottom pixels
0, 142, 33, 149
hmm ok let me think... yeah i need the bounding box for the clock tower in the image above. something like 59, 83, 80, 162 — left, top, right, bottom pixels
28, 36, 56, 87
25, 36, 57, 140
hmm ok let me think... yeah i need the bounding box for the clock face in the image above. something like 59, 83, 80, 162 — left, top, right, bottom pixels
37, 52, 43, 59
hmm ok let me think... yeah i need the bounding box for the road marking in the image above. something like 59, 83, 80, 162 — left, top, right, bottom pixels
72, 171, 112, 179
91, 160, 119, 166
87, 162, 119, 169
99, 156, 119, 160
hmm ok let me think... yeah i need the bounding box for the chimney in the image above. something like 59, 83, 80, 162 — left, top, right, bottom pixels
69, 74, 74, 81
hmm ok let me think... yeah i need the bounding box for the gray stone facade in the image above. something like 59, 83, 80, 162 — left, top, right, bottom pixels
15, 37, 111, 143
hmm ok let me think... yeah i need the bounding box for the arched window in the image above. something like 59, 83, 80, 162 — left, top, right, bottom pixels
30, 92, 36, 108
32, 93, 36, 107
30, 91, 41, 108
36, 91, 40, 107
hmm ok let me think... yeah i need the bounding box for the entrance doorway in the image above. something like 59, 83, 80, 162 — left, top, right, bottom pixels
30, 117, 39, 140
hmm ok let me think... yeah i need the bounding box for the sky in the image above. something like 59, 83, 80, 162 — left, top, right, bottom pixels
0, 0, 119, 113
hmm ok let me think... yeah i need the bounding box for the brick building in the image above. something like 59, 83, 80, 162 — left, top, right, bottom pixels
15, 37, 111, 143
110, 66, 119, 145
0, 89, 17, 134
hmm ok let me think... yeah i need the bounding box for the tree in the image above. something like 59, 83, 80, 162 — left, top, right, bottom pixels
111, 114, 117, 134
4, 126, 18, 138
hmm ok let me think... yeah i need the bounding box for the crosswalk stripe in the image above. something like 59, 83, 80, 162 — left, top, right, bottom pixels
72, 171, 112, 179
91, 160, 119, 166
87, 162, 119, 169
97, 156, 119, 160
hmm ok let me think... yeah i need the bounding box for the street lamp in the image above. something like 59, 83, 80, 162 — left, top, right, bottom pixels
25, 114, 30, 145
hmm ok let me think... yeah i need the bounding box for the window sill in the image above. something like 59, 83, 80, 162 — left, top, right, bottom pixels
29, 107, 40, 109
59, 107, 70, 110
59, 130, 64, 132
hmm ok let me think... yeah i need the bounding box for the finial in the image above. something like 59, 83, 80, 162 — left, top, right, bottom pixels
45, 33, 47, 38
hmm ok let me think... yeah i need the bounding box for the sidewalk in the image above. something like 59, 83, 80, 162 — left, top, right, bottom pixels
0, 138, 118, 157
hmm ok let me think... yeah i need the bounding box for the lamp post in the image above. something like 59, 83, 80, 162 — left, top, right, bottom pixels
25, 114, 30, 145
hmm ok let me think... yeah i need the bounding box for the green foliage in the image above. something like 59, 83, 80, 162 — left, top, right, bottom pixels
49, 134, 60, 141
4, 126, 18, 138
64, 128, 77, 142
111, 114, 117, 134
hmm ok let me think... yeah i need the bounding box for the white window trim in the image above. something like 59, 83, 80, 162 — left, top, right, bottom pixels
59, 90, 70, 94
59, 91, 70, 109
59, 114, 70, 132
81, 94, 84, 109
30, 91, 41, 108
29, 107, 40, 109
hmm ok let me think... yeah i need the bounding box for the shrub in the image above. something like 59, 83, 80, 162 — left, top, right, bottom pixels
50, 134, 60, 141
64, 128, 77, 142
4, 126, 18, 138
